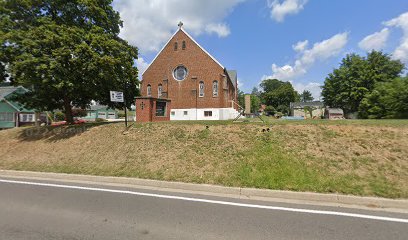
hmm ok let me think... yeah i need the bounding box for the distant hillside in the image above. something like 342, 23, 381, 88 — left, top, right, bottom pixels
0, 120, 407, 198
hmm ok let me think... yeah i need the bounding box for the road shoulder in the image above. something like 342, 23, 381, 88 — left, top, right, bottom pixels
0, 169, 407, 213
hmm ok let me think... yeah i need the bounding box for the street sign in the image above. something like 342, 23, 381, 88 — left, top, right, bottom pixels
110, 91, 124, 103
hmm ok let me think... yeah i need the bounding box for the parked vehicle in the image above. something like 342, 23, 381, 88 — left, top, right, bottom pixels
51, 118, 86, 126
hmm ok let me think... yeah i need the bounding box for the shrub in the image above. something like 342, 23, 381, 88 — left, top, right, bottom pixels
54, 112, 65, 121
95, 118, 107, 123
264, 105, 276, 116
118, 112, 126, 118
72, 108, 87, 117
275, 112, 283, 118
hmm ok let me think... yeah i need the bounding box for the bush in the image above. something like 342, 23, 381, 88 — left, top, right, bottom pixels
72, 108, 87, 117
275, 112, 283, 118
276, 105, 290, 115
95, 118, 107, 123
359, 77, 408, 119
118, 112, 126, 118
264, 105, 276, 116
54, 112, 65, 121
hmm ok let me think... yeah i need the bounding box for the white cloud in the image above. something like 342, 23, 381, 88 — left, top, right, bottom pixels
264, 32, 349, 81
358, 28, 390, 51
292, 82, 322, 100
267, 0, 308, 22
135, 57, 149, 79
205, 23, 231, 37
237, 78, 244, 88
114, 0, 244, 53
384, 11, 408, 63
292, 40, 309, 52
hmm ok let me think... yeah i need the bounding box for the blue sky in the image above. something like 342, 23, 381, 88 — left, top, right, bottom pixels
113, 0, 408, 99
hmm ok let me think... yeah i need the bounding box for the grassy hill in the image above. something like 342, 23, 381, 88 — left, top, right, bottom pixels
0, 119, 407, 198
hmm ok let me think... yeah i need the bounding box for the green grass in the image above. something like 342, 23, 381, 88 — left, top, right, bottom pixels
232, 136, 324, 191
262, 118, 408, 127
222, 130, 405, 198
0, 120, 407, 198
140, 118, 408, 127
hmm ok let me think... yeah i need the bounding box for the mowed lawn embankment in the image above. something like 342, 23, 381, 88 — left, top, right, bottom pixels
0, 120, 407, 198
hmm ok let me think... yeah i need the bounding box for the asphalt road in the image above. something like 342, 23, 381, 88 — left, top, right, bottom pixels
0, 178, 407, 240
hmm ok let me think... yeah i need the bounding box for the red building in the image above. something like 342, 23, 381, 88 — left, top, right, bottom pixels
136, 22, 239, 122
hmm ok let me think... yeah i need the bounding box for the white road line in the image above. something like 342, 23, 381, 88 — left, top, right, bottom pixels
0, 178, 407, 224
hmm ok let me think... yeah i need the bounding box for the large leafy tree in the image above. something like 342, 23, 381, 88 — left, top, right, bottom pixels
259, 79, 299, 115
0, 62, 7, 82
237, 89, 245, 109
359, 77, 408, 119
250, 94, 260, 114
322, 51, 404, 115
251, 87, 261, 97
300, 90, 313, 102
0, 0, 139, 123
260, 78, 285, 94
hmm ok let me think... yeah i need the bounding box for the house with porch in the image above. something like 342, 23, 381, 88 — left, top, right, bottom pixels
0, 86, 37, 129
290, 101, 325, 119
81, 105, 118, 121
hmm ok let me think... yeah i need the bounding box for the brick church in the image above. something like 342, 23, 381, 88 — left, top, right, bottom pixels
136, 22, 239, 122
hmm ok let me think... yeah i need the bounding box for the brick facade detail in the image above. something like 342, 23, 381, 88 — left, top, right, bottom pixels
140, 28, 237, 111
135, 97, 171, 122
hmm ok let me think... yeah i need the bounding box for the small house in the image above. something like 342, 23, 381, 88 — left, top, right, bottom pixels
82, 105, 118, 121
0, 86, 37, 129
325, 108, 344, 120
290, 101, 324, 119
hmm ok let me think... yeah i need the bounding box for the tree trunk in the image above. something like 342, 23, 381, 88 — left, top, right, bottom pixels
34, 112, 40, 127
63, 97, 74, 124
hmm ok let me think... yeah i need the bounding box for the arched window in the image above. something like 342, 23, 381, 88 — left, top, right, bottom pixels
158, 84, 163, 98
147, 84, 151, 96
199, 81, 204, 97
182, 41, 186, 50
212, 80, 218, 97
174, 42, 178, 51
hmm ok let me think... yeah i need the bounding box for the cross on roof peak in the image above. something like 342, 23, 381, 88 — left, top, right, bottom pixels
178, 21, 183, 28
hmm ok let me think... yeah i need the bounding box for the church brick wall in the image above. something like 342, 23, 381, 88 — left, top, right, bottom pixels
141, 29, 236, 110
135, 97, 171, 122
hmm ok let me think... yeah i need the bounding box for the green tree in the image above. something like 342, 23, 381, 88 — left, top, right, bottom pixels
260, 78, 284, 94
300, 90, 313, 102
0, 62, 8, 82
259, 79, 298, 115
237, 89, 245, 109
359, 77, 408, 119
264, 105, 276, 116
0, 0, 139, 123
250, 95, 260, 114
322, 51, 404, 116
303, 106, 317, 118
251, 87, 260, 97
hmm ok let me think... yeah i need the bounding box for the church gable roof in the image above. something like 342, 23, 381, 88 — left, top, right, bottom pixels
142, 26, 225, 76
226, 70, 237, 89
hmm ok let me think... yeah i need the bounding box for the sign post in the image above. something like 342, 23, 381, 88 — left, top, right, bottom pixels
110, 91, 127, 127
